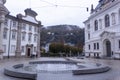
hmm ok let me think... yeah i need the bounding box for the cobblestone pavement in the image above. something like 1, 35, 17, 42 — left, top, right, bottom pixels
0, 57, 120, 80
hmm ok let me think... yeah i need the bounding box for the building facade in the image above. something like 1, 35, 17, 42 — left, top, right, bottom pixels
0, 0, 9, 59
84, 0, 120, 58
1, 8, 42, 58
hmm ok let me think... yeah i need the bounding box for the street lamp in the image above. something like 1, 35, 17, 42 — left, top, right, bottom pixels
7, 20, 12, 58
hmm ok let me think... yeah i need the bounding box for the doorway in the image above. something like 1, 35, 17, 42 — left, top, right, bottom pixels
27, 48, 31, 57
106, 40, 111, 57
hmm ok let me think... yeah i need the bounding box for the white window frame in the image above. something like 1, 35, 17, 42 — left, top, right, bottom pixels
21, 46, 25, 53
22, 33, 26, 41
22, 23, 26, 30
11, 31, 16, 40
29, 25, 32, 31
11, 45, 16, 53
13, 21, 17, 28
2, 45, 6, 53
3, 28, 7, 39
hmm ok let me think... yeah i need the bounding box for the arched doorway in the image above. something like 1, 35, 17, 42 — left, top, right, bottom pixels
106, 40, 111, 57
26, 44, 33, 57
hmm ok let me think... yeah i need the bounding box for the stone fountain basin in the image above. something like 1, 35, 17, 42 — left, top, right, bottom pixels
4, 61, 110, 79
73, 63, 110, 75
4, 64, 37, 79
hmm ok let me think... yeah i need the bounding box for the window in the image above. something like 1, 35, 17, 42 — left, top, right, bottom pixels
94, 20, 98, 31
111, 13, 116, 25
119, 9, 120, 23
87, 24, 90, 29
34, 47, 36, 52
34, 27, 37, 32
22, 23, 26, 30
11, 45, 15, 53
2, 45, 6, 53
94, 43, 96, 50
13, 21, 16, 27
3, 28, 7, 39
21, 46, 25, 53
12, 31, 16, 39
119, 40, 120, 49
88, 45, 90, 50
105, 14, 110, 27
34, 35, 37, 42
88, 33, 90, 40
99, 19, 102, 29
28, 34, 32, 42
97, 43, 99, 50
22, 33, 26, 41
29, 25, 32, 31
4, 18, 8, 26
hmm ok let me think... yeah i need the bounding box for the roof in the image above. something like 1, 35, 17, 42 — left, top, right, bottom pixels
24, 8, 38, 17
94, 0, 116, 12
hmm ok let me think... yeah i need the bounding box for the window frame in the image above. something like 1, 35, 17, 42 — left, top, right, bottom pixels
94, 20, 98, 31
105, 14, 110, 27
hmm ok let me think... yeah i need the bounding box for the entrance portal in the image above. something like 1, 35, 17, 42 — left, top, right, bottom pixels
27, 48, 31, 57
26, 44, 33, 57
106, 40, 111, 57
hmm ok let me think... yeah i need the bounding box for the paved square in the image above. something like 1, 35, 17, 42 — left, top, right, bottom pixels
0, 57, 120, 80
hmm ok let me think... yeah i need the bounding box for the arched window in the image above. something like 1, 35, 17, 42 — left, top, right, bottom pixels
105, 14, 110, 27
94, 20, 98, 31
111, 13, 116, 25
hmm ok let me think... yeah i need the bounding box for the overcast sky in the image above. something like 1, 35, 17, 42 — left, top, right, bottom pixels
5, 0, 99, 27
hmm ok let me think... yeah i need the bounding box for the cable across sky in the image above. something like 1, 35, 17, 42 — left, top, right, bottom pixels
29, 0, 89, 11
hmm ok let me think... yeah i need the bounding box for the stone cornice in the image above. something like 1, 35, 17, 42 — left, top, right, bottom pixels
21, 31, 26, 33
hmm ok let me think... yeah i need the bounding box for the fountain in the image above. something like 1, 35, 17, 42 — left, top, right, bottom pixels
4, 60, 110, 80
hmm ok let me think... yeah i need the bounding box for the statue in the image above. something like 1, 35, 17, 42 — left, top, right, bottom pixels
0, 0, 6, 4
0, 0, 8, 22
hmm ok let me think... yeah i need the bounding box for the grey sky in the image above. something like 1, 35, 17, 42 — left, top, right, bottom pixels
5, 0, 99, 27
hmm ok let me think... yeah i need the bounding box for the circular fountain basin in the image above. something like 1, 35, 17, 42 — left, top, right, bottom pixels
4, 60, 110, 79
24, 61, 85, 73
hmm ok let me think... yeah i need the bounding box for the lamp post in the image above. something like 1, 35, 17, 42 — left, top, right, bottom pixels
36, 21, 42, 58
7, 20, 12, 58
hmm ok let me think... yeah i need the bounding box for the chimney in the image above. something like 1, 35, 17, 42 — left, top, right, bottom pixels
91, 4, 94, 13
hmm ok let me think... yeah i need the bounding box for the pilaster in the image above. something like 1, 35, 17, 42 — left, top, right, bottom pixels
0, 23, 4, 59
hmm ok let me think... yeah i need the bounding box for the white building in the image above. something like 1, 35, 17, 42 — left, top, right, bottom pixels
84, 0, 120, 58
0, 0, 9, 59
0, 7, 42, 58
